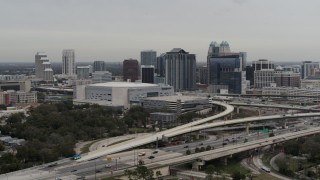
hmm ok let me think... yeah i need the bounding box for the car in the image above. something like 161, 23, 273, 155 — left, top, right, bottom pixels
138, 152, 146, 156
105, 164, 112, 168
184, 145, 189, 148
222, 142, 227, 146
71, 169, 77, 172
55, 178, 62, 180
148, 156, 155, 159
152, 150, 158, 154
96, 170, 102, 173
102, 145, 105, 147
225, 138, 229, 142
199, 143, 203, 146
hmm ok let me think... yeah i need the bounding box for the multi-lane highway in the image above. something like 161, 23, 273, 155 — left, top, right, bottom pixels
3, 100, 320, 180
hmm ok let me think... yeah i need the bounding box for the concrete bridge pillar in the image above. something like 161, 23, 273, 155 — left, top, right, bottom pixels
223, 157, 228, 165
195, 133, 200, 140
258, 109, 261, 116
236, 107, 240, 114
246, 123, 250, 134
192, 159, 205, 171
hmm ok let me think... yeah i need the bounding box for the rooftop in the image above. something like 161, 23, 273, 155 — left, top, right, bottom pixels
88, 82, 158, 88
144, 95, 208, 102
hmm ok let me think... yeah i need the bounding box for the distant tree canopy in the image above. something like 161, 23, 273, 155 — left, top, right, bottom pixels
0, 102, 150, 174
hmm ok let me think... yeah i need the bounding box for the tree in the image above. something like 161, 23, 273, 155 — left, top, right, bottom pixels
155, 170, 162, 180
0, 143, 5, 151
195, 147, 200, 153
232, 171, 246, 180
206, 145, 212, 151
200, 147, 206, 152
186, 149, 191, 155
125, 165, 155, 180
205, 164, 215, 180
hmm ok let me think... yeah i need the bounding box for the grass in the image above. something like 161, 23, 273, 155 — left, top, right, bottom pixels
80, 140, 99, 153
253, 173, 282, 180
261, 151, 278, 168
205, 159, 250, 175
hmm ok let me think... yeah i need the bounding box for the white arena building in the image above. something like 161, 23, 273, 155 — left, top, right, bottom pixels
74, 82, 174, 109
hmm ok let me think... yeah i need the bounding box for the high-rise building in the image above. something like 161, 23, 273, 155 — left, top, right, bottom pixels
301, 61, 320, 79
254, 70, 275, 88
165, 48, 196, 91
252, 59, 274, 71
77, 66, 91, 80
35, 52, 54, 81
245, 66, 254, 87
198, 66, 208, 84
141, 50, 157, 67
123, 59, 139, 82
274, 71, 301, 87
251, 59, 275, 88
93, 61, 105, 72
156, 53, 166, 77
62, 49, 75, 76
92, 71, 112, 84
141, 65, 155, 84
207, 41, 246, 94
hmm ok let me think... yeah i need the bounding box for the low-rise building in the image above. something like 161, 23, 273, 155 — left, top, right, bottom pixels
301, 79, 320, 89
142, 95, 210, 113
150, 112, 177, 127
262, 87, 320, 102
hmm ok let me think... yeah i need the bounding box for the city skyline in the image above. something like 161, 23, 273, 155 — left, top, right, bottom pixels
1, 0, 320, 62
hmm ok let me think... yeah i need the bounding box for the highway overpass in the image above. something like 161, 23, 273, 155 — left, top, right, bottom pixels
78, 101, 234, 162
165, 112, 320, 137
229, 102, 320, 112
104, 127, 320, 179
79, 102, 320, 162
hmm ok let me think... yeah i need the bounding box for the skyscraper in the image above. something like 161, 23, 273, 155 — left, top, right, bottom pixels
93, 61, 105, 72
165, 48, 196, 91
123, 59, 139, 82
301, 61, 320, 79
207, 41, 246, 94
35, 52, 54, 81
77, 66, 91, 79
156, 53, 166, 77
141, 65, 155, 83
141, 50, 157, 67
62, 49, 75, 76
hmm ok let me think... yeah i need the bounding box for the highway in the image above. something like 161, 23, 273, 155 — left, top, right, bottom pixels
145, 126, 320, 166
4, 100, 320, 180
229, 102, 320, 112
78, 100, 234, 162
164, 112, 320, 137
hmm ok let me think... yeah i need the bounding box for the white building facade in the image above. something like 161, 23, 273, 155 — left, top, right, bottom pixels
62, 49, 75, 77
75, 82, 174, 109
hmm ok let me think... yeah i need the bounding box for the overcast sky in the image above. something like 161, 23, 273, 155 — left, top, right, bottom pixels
0, 0, 319, 63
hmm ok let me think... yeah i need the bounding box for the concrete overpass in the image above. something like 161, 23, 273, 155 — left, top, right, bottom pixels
145, 126, 320, 166
164, 112, 320, 137
105, 127, 320, 179
229, 102, 320, 112
79, 102, 320, 162
78, 101, 234, 162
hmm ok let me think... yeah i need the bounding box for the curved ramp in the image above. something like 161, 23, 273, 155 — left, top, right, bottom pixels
78, 101, 233, 162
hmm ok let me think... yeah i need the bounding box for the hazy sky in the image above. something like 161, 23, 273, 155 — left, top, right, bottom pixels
0, 0, 319, 63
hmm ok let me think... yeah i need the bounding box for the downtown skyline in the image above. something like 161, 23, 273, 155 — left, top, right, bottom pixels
0, 0, 320, 62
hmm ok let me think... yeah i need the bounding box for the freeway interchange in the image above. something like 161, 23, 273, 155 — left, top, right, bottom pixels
2, 100, 320, 180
